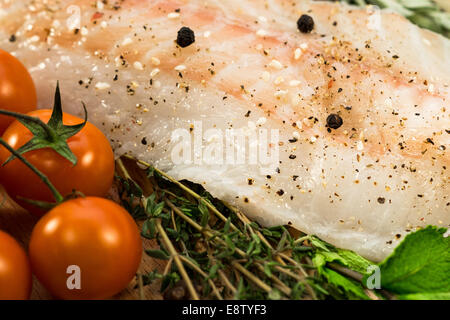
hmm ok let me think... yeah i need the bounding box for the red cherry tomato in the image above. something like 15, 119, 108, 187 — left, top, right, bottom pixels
0, 49, 37, 134
0, 230, 32, 299
0, 110, 115, 215
29, 197, 142, 299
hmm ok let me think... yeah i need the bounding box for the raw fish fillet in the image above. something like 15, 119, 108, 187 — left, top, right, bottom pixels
0, 0, 449, 261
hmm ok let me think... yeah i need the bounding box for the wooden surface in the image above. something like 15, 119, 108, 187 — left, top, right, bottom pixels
0, 187, 165, 300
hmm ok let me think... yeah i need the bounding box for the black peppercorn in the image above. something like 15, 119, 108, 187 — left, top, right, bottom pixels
176, 27, 195, 48
9, 34, 16, 42
326, 114, 343, 130
297, 14, 314, 33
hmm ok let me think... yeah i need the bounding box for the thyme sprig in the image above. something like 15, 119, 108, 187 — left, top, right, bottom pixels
115, 155, 383, 300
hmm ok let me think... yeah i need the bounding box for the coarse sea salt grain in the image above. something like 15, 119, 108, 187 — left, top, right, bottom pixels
122, 37, 133, 46
174, 64, 187, 71
133, 61, 144, 70
151, 57, 161, 66
268, 59, 283, 70
357, 141, 364, 151
95, 82, 111, 90
150, 68, 160, 77
167, 12, 180, 19
256, 117, 267, 125
274, 90, 288, 98
258, 16, 267, 23
294, 48, 302, 60
256, 29, 267, 37
97, 0, 104, 10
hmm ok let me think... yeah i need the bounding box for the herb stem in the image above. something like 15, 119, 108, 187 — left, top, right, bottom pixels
165, 198, 205, 232
178, 255, 223, 300
293, 235, 310, 245
126, 155, 240, 232
256, 264, 291, 296
155, 218, 199, 300
163, 257, 174, 276
217, 269, 237, 295
232, 261, 273, 293
116, 158, 133, 180
328, 263, 363, 282
137, 273, 145, 300
0, 137, 63, 203
231, 204, 287, 266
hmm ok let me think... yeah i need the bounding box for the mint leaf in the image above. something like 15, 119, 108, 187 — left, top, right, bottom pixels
335, 248, 373, 275
312, 249, 372, 300
321, 268, 370, 300
310, 236, 373, 275
398, 292, 450, 300
378, 226, 450, 294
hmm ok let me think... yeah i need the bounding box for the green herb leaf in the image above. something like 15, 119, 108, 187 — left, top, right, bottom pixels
334, 248, 373, 275
321, 268, 370, 300
145, 249, 171, 260
141, 219, 157, 239
397, 292, 450, 300
198, 201, 209, 227
311, 237, 373, 275
376, 226, 450, 294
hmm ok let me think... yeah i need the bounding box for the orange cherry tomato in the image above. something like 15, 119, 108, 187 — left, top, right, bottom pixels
0, 49, 37, 134
0, 109, 115, 215
29, 197, 142, 300
0, 230, 32, 299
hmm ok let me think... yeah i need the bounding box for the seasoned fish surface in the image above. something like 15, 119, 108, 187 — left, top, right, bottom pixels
1, 0, 449, 261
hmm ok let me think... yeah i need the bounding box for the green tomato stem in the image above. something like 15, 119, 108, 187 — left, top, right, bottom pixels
0, 137, 64, 203
0, 109, 57, 142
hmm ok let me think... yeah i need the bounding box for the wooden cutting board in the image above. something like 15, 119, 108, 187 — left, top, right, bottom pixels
0, 187, 164, 300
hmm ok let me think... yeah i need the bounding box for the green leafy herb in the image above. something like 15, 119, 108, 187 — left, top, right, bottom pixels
116, 156, 448, 301
320, 268, 370, 300
398, 292, 450, 300
374, 226, 449, 295
309, 236, 373, 275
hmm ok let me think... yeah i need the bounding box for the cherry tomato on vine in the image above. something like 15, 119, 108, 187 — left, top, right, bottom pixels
0, 230, 32, 299
0, 49, 37, 134
0, 109, 115, 215
29, 197, 142, 300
